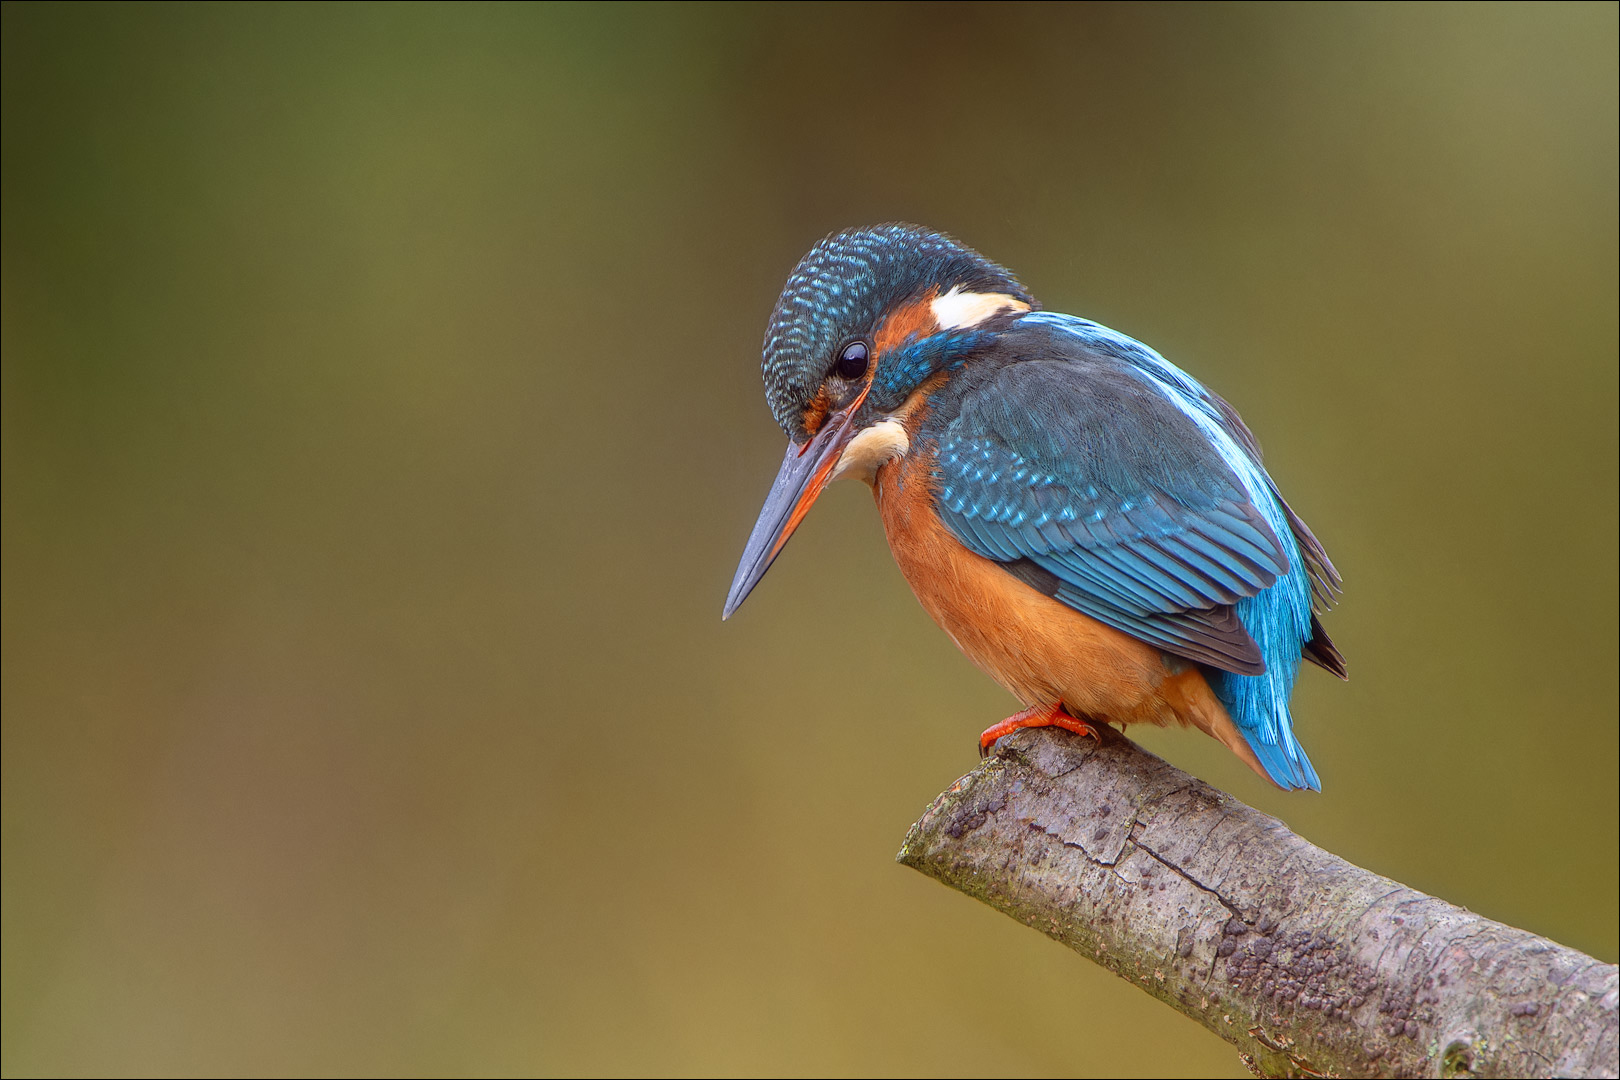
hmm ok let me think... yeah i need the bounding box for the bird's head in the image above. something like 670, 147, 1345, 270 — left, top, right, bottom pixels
724, 223, 1034, 618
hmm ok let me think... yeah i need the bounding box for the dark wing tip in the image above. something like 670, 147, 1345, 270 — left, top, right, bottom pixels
1179, 604, 1268, 676
1302, 613, 1348, 679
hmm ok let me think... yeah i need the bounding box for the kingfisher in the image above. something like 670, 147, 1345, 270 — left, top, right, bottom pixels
723, 224, 1345, 790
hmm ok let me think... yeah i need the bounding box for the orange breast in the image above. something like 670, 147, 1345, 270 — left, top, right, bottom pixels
870, 447, 1269, 779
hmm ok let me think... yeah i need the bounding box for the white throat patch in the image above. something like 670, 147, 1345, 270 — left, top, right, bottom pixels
930, 286, 1031, 331
831, 419, 910, 484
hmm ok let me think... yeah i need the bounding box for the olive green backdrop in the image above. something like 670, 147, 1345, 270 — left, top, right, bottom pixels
3, 4, 1615, 1077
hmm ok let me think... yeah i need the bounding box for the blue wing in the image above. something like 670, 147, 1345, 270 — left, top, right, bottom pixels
933, 313, 1337, 790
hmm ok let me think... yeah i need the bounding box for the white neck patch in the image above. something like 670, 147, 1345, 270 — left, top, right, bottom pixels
831, 419, 910, 484
930, 286, 1031, 331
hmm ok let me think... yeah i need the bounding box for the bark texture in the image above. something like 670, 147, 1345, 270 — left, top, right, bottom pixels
897, 726, 1618, 1079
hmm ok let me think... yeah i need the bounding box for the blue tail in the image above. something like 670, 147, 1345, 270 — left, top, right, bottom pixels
1250, 729, 1321, 791
1208, 569, 1321, 791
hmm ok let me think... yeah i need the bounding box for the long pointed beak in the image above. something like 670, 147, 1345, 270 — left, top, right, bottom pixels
722, 407, 862, 620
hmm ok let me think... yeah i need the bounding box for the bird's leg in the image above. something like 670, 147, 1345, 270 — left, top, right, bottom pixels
978, 702, 1099, 757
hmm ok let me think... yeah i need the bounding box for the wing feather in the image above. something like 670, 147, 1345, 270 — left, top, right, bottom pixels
934, 356, 1289, 675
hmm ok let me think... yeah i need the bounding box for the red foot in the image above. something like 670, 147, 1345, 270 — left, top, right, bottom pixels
979, 703, 1099, 757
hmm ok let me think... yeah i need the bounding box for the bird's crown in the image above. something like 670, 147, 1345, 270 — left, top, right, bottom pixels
761, 223, 1031, 438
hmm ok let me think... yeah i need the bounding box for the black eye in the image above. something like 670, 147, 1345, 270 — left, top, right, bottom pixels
836, 340, 869, 380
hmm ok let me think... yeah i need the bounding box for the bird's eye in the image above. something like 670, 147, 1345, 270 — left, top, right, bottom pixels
836, 341, 870, 380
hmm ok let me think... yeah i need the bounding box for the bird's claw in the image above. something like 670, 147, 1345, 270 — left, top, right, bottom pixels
978, 703, 1099, 757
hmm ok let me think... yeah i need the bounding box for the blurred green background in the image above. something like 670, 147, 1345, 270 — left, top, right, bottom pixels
3, 3, 1615, 1076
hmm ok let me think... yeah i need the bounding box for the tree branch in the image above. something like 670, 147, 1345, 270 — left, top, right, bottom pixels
897, 726, 1618, 1079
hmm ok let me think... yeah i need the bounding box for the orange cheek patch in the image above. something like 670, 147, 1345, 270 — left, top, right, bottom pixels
800, 291, 938, 435
873, 289, 941, 356
801, 386, 833, 436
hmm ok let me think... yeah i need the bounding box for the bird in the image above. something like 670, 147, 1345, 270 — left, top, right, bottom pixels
723, 224, 1345, 790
